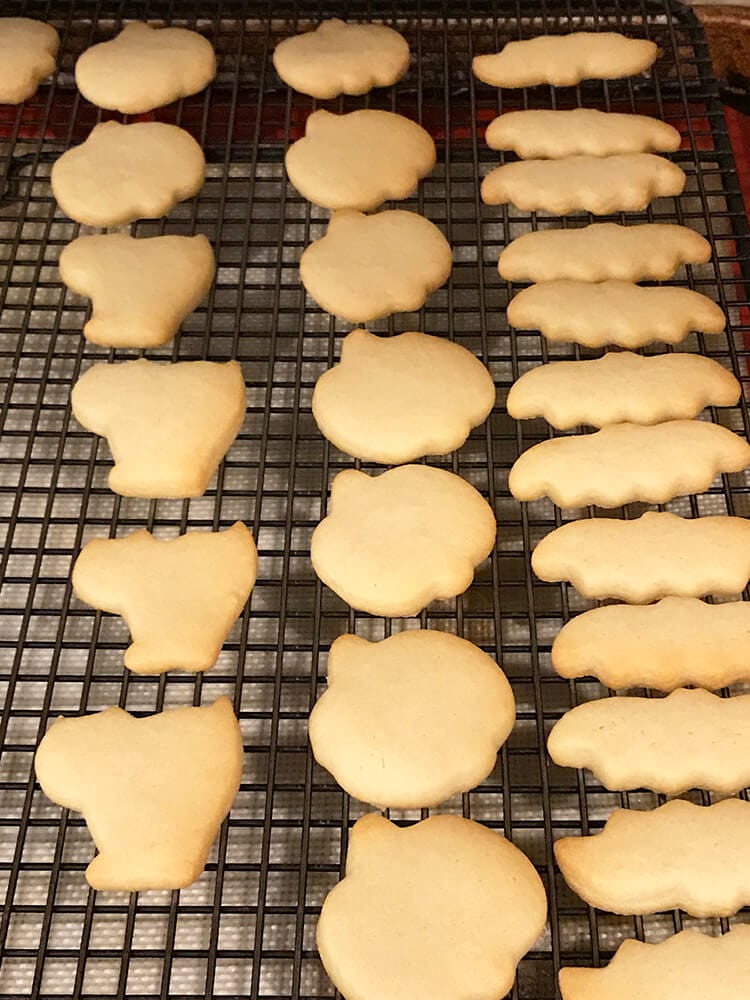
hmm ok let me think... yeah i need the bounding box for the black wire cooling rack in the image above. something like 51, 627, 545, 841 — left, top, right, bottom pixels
1, 1, 750, 998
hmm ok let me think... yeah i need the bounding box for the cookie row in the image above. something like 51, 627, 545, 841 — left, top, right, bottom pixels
13, 23, 250, 893
487, 37, 748, 999
275, 20, 551, 1000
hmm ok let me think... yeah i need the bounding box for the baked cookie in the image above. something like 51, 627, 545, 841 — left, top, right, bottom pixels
285, 109, 435, 211
51, 121, 205, 227
310, 465, 496, 617
559, 926, 750, 1000
312, 329, 495, 463
507, 353, 739, 430
273, 19, 410, 98
71, 359, 246, 499
309, 630, 514, 808
509, 420, 750, 508
485, 109, 680, 158
482, 154, 685, 214
59, 233, 215, 349
317, 814, 547, 1000
300, 210, 452, 322
555, 798, 750, 917
552, 597, 750, 691
506, 281, 725, 347
548, 687, 750, 795
35, 697, 242, 891
0, 17, 58, 103
473, 32, 657, 88
72, 522, 257, 674
532, 511, 750, 602
75, 22, 216, 113
498, 223, 711, 283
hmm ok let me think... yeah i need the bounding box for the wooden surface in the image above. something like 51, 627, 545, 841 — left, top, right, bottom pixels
695, 5, 750, 77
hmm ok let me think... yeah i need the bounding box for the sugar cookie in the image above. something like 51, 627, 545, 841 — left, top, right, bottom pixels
508, 353, 739, 430
482, 154, 685, 214
552, 597, 750, 691
486, 109, 680, 158
548, 688, 750, 795
532, 511, 750, 602
35, 697, 242, 891
0, 17, 58, 103
498, 223, 711, 283
311, 465, 496, 617
473, 32, 657, 88
75, 22, 216, 113
509, 420, 750, 508
71, 359, 246, 499
59, 233, 215, 349
506, 280, 725, 347
300, 210, 452, 323
559, 926, 750, 1000
555, 798, 750, 916
52, 121, 205, 227
309, 630, 514, 808
273, 18, 410, 98
317, 814, 547, 1000
72, 522, 257, 674
286, 110, 435, 212
312, 329, 495, 463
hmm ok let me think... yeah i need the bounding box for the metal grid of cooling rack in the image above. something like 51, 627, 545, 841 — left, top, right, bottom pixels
1, 1, 750, 998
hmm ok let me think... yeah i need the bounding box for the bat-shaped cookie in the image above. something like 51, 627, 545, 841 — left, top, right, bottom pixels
532, 511, 750, 601
509, 420, 750, 508
555, 798, 750, 916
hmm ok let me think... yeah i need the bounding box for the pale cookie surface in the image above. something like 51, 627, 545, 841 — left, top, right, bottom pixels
317, 814, 547, 1000
481, 154, 685, 214
59, 233, 215, 349
473, 32, 657, 87
509, 420, 750, 508
485, 108, 680, 158
72, 522, 257, 674
507, 280, 725, 347
309, 630, 515, 808
75, 22, 216, 113
0, 17, 58, 103
498, 223, 711, 283
35, 697, 242, 891
273, 18, 409, 98
508, 353, 739, 429
559, 926, 750, 1000
71, 359, 246, 499
311, 464, 496, 617
51, 121, 205, 227
312, 329, 495, 463
554, 797, 750, 916
548, 688, 750, 795
285, 109, 435, 211
552, 597, 750, 690
532, 511, 750, 602
300, 210, 452, 323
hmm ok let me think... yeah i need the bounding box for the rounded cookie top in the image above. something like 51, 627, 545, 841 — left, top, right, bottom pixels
273, 18, 409, 98
311, 464, 496, 617
75, 22, 216, 114
300, 210, 452, 323
309, 629, 515, 807
0, 17, 59, 104
312, 329, 495, 463
317, 813, 547, 1000
51, 121, 205, 226
285, 109, 435, 212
